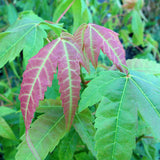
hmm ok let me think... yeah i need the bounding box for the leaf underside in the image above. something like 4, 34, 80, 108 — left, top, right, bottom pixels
74, 24, 128, 73
79, 70, 160, 159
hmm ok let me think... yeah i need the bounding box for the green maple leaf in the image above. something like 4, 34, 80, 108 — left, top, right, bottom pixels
0, 11, 47, 68
79, 70, 160, 160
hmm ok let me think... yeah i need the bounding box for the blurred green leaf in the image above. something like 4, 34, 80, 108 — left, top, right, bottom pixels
134, 49, 155, 61
58, 128, 78, 160
72, 0, 92, 32
0, 106, 16, 117
9, 61, 20, 79
7, 4, 18, 25
131, 10, 144, 45
0, 117, 16, 140
74, 109, 96, 157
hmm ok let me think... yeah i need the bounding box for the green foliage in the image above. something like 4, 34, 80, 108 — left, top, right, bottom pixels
7, 4, 18, 25
74, 109, 96, 157
0, 117, 16, 140
58, 128, 78, 160
131, 10, 144, 45
0, 0, 160, 160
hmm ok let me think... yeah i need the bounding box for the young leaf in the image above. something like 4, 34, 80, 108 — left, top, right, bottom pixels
16, 107, 66, 160
79, 70, 160, 159
7, 4, 18, 25
19, 35, 84, 135
74, 109, 96, 157
57, 36, 85, 129
0, 11, 47, 68
131, 10, 144, 45
19, 38, 59, 132
74, 24, 128, 73
127, 58, 160, 75
0, 106, 16, 117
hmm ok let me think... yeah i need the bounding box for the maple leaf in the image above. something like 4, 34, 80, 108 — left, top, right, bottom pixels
19, 34, 84, 136
74, 23, 128, 73
79, 70, 160, 159
0, 11, 63, 68
0, 11, 47, 68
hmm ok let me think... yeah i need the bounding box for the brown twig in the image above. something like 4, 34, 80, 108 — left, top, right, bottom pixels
136, 134, 154, 143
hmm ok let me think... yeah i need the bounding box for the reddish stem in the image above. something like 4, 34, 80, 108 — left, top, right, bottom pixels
56, 0, 75, 23
45, 20, 54, 24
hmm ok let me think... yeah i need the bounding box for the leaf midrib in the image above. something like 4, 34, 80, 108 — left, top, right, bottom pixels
62, 41, 73, 128
111, 78, 128, 159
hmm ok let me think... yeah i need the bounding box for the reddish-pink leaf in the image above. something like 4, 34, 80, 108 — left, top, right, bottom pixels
19, 39, 60, 131
74, 23, 128, 73
74, 24, 90, 70
19, 36, 84, 133
57, 36, 84, 129
74, 24, 88, 49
